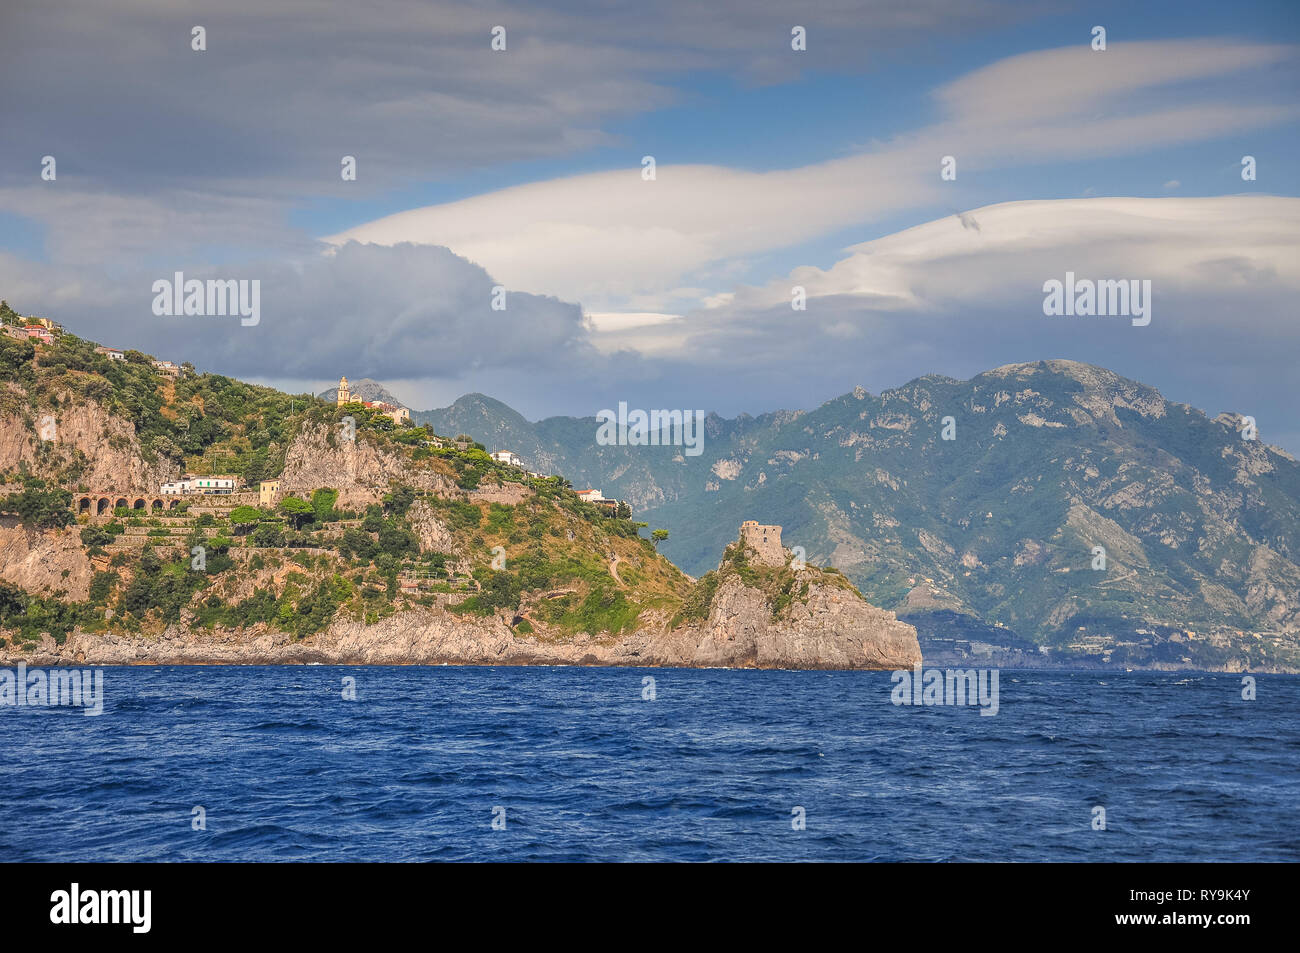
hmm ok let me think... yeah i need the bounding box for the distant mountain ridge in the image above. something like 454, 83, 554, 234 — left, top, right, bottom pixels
318, 378, 406, 407
414, 361, 1300, 670
0, 326, 920, 670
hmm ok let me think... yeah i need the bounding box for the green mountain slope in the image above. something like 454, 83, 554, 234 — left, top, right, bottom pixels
415, 361, 1300, 670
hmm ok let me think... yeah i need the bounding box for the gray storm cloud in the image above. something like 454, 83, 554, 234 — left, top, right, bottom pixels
4, 243, 599, 383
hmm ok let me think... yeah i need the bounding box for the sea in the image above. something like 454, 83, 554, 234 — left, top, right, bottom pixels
2, 667, 1296, 862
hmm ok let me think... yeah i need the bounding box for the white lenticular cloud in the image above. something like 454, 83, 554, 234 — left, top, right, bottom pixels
714, 196, 1300, 324
326, 40, 1298, 312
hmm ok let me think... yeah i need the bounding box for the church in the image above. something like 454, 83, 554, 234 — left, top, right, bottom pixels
335, 375, 410, 426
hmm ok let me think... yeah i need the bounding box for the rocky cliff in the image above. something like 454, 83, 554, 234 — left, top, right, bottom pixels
278, 422, 459, 509
411, 361, 1300, 671
0, 395, 178, 493
14, 578, 919, 670
9, 525, 920, 669
0, 324, 906, 671
0, 518, 95, 601
665, 574, 920, 669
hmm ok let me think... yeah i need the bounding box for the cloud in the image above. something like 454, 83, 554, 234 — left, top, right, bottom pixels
0, 242, 604, 383
0, 0, 1046, 269
714, 195, 1299, 319
642, 195, 1300, 448
9, 195, 1297, 454
327, 40, 1299, 311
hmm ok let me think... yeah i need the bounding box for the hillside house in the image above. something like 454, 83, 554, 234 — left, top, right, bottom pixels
162, 476, 238, 496
490, 450, 522, 467
259, 480, 281, 506
152, 359, 181, 377
95, 346, 126, 361
364, 400, 410, 426
193, 476, 237, 495
576, 488, 624, 513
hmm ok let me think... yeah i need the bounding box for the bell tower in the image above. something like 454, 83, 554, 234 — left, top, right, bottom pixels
337, 375, 350, 406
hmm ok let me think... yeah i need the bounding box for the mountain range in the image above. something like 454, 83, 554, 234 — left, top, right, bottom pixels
0, 326, 922, 671
318, 378, 406, 407
411, 360, 1300, 670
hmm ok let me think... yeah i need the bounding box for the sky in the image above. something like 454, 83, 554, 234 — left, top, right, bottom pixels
1, 0, 1298, 448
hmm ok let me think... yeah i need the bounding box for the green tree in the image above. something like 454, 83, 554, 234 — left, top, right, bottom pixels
81, 525, 118, 547
310, 487, 339, 522
229, 505, 264, 533
4, 480, 73, 529
250, 523, 285, 548
382, 484, 415, 517
89, 571, 119, 604
278, 495, 314, 530
339, 527, 377, 561
377, 523, 418, 558
651, 529, 669, 549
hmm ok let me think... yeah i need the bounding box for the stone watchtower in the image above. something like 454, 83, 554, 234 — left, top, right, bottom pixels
336, 376, 350, 406
739, 520, 785, 567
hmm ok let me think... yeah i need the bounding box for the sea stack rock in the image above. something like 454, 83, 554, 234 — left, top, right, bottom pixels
671, 524, 923, 669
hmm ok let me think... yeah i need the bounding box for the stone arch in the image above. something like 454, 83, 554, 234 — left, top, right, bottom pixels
78, 496, 92, 513
132, 498, 146, 510
115, 497, 128, 511
168, 499, 180, 510
97, 497, 111, 515
151, 499, 163, 510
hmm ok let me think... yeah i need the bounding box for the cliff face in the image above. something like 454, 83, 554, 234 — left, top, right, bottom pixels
15, 589, 919, 669
13, 543, 921, 670
674, 575, 920, 669
0, 519, 95, 601
278, 422, 457, 508
409, 361, 1300, 671
0, 332, 919, 670
0, 396, 178, 492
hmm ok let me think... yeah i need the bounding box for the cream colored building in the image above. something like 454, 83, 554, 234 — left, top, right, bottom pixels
259, 480, 281, 506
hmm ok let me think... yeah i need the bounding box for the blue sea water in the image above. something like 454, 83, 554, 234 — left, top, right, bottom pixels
1, 667, 1296, 862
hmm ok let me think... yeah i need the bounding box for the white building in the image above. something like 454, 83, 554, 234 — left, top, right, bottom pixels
162, 476, 237, 496
576, 488, 604, 502
491, 450, 522, 467
193, 477, 236, 495
94, 346, 126, 361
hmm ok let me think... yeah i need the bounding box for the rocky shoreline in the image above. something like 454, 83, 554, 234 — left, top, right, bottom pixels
5, 576, 925, 670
